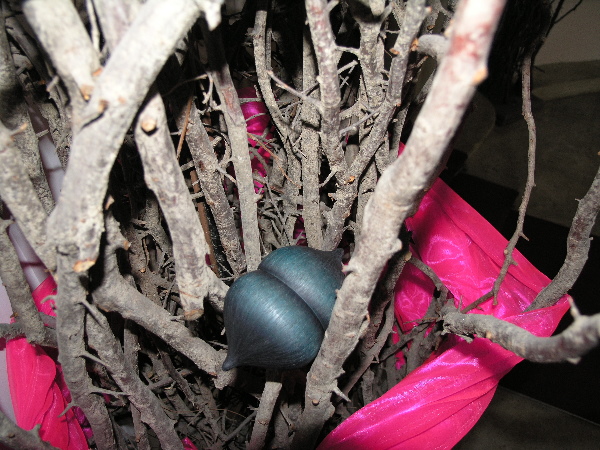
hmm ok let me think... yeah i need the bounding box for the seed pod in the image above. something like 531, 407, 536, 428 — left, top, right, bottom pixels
222, 246, 345, 371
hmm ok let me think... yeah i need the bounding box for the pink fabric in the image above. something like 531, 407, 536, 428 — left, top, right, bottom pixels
6, 276, 89, 449
238, 87, 273, 190
319, 178, 570, 449
182, 437, 199, 449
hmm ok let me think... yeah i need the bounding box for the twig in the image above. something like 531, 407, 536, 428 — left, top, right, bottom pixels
248, 371, 282, 450
86, 308, 183, 450
267, 70, 321, 110
463, 52, 537, 313
322, 0, 427, 251
176, 96, 194, 160
201, 23, 262, 270
220, 410, 257, 446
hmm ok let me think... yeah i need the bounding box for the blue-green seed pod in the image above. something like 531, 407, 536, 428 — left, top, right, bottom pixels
222, 247, 345, 371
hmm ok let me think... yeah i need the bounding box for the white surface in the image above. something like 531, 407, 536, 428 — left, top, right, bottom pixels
537, 0, 600, 65
0, 280, 15, 422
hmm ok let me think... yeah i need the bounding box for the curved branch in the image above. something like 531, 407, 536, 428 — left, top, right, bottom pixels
293, 1, 507, 446
47, 0, 219, 273
443, 306, 600, 363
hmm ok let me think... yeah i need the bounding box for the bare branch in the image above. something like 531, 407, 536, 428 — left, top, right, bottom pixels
92, 217, 239, 392
182, 102, 246, 276
201, 23, 262, 270
86, 308, 183, 450
54, 254, 116, 450
47, 0, 218, 274
0, 14, 54, 213
300, 29, 324, 248
252, 2, 293, 144
23, 0, 100, 124
248, 372, 282, 450
323, 0, 427, 251
443, 304, 600, 364
305, 0, 346, 183
416, 34, 449, 60
463, 52, 537, 313
0, 219, 55, 346
293, 1, 507, 445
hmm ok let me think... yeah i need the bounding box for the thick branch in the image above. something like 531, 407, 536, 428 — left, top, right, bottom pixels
443, 306, 600, 363
292, 1, 506, 446
0, 14, 53, 213
55, 254, 116, 450
22, 0, 100, 124
134, 93, 227, 319
46, 0, 218, 273
0, 409, 57, 450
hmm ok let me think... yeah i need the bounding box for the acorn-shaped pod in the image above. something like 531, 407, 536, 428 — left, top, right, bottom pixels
222, 246, 345, 371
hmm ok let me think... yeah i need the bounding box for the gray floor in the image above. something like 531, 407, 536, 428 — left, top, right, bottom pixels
453, 60, 600, 448
457, 387, 600, 449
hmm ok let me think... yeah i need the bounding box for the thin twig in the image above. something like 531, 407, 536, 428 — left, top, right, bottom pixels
463, 52, 536, 313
